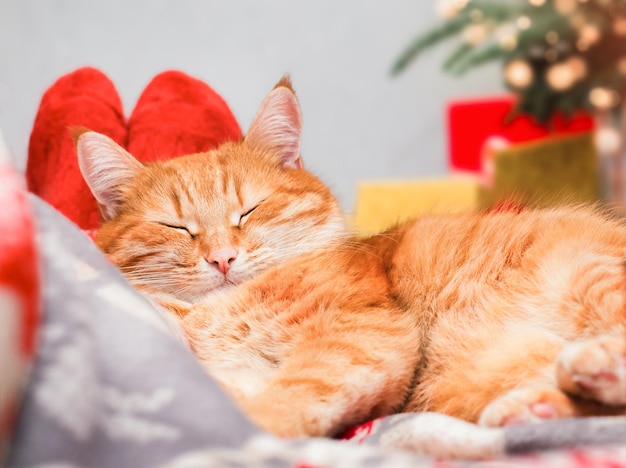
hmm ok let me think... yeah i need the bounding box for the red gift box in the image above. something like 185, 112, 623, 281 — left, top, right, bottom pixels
446, 95, 595, 173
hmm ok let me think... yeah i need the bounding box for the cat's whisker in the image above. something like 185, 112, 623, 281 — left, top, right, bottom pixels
370, 231, 401, 243
121, 271, 197, 287
123, 271, 220, 302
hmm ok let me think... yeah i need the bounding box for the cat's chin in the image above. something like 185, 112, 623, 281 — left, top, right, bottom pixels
176, 272, 245, 304
191, 283, 238, 303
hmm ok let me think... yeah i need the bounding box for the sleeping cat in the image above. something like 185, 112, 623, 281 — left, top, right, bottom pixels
75, 77, 626, 438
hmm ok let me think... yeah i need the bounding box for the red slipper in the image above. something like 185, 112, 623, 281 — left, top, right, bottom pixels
26, 67, 127, 232
27, 69, 241, 232
127, 70, 242, 162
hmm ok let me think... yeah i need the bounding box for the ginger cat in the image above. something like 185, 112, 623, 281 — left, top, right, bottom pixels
76, 77, 626, 438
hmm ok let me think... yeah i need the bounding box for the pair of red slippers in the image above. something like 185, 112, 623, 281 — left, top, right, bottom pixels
26, 67, 243, 233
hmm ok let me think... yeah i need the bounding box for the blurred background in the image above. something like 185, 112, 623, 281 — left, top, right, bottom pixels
0, 0, 502, 214
2, 0, 625, 233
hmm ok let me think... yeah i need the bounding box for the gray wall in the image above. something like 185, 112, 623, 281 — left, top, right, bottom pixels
0, 0, 503, 212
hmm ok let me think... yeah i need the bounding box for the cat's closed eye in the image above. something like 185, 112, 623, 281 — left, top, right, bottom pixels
238, 205, 258, 228
160, 222, 196, 239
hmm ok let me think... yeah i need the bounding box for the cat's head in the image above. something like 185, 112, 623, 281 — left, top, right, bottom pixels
76, 77, 346, 302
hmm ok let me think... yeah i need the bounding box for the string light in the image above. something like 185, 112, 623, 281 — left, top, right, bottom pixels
579, 24, 601, 45
576, 24, 601, 52
463, 23, 488, 45
500, 35, 518, 51
595, 127, 622, 155
613, 17, 626, 36
589, 87, 621, 109
504, 59, 534, 88
495, 24, 518, 51
545, 31, 560, 45
554, 0, 578, 14
566, 56, 588, 80
517, 16, 532, 30
436, 0, 470, 19
545, 62, 577, 91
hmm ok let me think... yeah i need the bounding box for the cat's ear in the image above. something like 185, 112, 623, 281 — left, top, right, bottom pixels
74, 129, 143, 220
245, 76, 303, 169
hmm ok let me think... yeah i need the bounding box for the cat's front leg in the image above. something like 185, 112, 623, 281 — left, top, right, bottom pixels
556, 331, 626, 406
241, 383, 343, 437
240, 369, 385, 437
239, 337, 418, 438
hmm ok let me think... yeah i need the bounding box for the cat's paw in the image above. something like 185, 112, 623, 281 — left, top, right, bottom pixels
556, 332, 626, 406
478, 385, 576, 427
243, 390, 335, 438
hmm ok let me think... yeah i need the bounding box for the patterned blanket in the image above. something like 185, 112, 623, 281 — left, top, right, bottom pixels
1, 137, 625, 467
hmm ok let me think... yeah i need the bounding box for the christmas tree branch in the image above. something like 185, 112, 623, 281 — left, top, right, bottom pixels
391, 14, 477, 76
392, 2, 539, 76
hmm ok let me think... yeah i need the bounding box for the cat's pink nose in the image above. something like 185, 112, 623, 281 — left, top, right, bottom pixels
206, 248, 238, 275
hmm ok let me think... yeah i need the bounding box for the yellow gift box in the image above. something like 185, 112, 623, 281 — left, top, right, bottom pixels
352, 177, 481, 235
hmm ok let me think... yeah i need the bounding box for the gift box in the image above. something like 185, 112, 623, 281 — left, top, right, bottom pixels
478, 132, 600, 210
447, 96, 595, 173
352, 178, 481, 235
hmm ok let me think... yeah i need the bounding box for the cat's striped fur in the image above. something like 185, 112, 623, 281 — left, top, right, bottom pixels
77, 77, 626, 438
